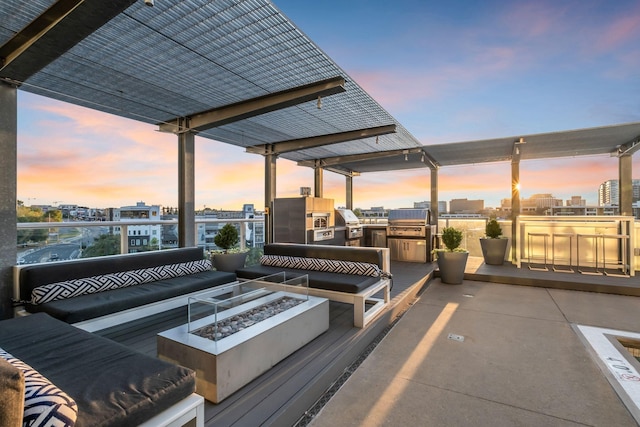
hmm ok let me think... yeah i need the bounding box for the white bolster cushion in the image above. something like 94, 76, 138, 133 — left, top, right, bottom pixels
260, 255, 381, 277
31, 259, 212, 305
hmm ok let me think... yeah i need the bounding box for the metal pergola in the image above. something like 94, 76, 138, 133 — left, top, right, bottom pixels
1, 0, 639, 318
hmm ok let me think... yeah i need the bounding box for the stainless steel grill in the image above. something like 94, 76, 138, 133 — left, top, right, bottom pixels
387, 209, 432, 262
386, 209, 430, 237
335, 208, 363, 245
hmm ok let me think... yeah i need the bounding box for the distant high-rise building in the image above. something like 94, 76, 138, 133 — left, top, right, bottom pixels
566, 196, 586, 206
119, 201, 161, 252
414, 200, 447, 213
449, 198, 484, 214
598, 179, 640, 206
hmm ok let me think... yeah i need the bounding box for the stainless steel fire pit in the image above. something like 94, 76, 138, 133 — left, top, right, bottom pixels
157, 273, 329, 403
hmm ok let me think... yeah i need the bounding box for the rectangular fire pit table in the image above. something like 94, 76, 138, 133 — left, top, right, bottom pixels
157, 273, 329, 403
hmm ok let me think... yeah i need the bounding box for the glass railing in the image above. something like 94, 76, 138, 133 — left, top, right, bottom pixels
16, 215, 640, 273
16, 218, 265, 265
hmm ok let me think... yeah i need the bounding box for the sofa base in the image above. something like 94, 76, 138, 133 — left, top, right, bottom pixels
238, 277, 390, 328
72, 282, 239, 332
139, 393, 204, 427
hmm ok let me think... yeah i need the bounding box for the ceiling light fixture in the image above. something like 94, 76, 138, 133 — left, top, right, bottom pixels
375, 136, 379, 144
316, 96, 322, 109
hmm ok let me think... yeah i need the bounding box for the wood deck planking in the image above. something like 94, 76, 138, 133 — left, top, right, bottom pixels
95, 258, 640, 426
96, 261, 433, 426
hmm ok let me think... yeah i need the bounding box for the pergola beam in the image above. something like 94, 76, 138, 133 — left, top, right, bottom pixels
246, 124, 396, 155
0, 0, 85, 70
612, 134, 640, 157
159, 76, 346, 134
297, 147, 426, 168
0, 0, 136, 79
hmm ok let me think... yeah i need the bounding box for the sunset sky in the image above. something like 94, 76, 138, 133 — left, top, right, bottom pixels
16, 0, 640, 211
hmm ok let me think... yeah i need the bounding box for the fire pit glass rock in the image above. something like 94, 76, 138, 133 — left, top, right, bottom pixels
192, 296, 304, 340
186, 272, 310, 341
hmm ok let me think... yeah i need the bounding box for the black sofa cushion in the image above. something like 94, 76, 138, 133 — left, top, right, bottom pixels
17, 247, 206, 302
26, 270, 237, 323
0, 313, 196, 427
236, 265, 380, 294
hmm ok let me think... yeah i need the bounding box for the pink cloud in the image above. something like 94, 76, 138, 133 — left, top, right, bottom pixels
595, 7, 640, 52
501, 2, 566, 38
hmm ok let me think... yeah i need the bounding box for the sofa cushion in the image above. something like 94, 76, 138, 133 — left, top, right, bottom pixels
17, 247, 206, 302
260, 255, 381, 277
264, 243, 384, 266
0, 313, 196, 427
237, 265, 380, 294
30, 259, 212, 305
27, 270, 237, 323
0, 348, 78, 427
0, 357, 24, 427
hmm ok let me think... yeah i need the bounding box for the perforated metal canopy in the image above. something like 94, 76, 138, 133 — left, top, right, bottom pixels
321, 121, 640, 174
0, 0, 421, 165
2, 0, 639, 175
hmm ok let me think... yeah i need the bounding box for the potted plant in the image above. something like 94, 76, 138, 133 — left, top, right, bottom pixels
480, 219, 509, 265
211, 223, 248, 272
433, 226, 468, 284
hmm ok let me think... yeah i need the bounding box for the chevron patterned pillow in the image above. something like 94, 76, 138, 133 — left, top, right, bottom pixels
31, 259, 212, 305
0, 348, 78, 427
260, 255, 381, 277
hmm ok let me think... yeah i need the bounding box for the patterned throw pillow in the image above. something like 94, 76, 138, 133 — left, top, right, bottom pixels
31, 259, 212, 305
0, 348, 77, 427
260, 255, 381, 277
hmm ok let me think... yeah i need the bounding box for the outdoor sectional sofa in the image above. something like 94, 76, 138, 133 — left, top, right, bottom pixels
0, 312, 203, 427
13, 247, 237, 331
236, 243, 392, 328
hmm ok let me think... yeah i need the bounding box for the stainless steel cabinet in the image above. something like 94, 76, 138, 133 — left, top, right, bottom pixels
388, 238, 427, 263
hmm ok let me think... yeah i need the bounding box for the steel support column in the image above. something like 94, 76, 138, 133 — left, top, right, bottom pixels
619, 154, 633, 216
0, 82, 17, 319
511, 149, 521, 263
430, 167, 438, 228
346, 175, 353, 210
314, 162, 323, 198
264, 149, 277, 244
178, 119, 195, 247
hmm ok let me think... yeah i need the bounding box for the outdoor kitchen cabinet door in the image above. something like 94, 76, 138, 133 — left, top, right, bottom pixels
388, 238, 427, 263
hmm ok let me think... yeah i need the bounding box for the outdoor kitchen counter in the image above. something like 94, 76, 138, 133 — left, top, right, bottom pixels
363, 225, 387, 247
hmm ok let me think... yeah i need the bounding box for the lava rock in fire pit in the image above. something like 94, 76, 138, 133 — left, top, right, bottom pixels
192, 296, 304, 341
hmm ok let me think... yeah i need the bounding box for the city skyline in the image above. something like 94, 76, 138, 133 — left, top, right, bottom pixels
17, 1, 640, 210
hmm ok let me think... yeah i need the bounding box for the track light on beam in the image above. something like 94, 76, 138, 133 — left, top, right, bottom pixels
317, 96, 322, 109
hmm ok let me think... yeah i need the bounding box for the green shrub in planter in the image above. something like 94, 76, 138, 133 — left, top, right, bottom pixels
480, 219, 508, 265
211, 223, 248, 272
214, 223, 240, 253
434, 226, 468, 284
485, 219, 503, 239
441, 226, 465, 252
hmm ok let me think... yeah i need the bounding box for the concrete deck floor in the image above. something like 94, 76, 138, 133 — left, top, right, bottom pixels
309, 278, 640, 426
